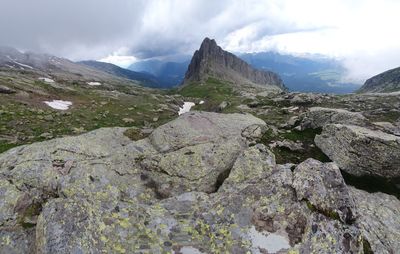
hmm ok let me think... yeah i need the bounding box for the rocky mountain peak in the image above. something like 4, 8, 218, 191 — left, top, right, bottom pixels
183, 37, 286, 91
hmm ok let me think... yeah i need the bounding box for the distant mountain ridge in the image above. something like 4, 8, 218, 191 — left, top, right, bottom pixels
239, 52, 360, 94
129, 46, 360, 93
128, 59, 189, 88
183, 38, 286, 91
0, 46, 144, 86
78, 60, 160, 88
358, 66, 400, 93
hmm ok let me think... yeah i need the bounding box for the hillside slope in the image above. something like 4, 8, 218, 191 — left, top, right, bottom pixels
358, 66, 400, 93
79, 60, 160, 88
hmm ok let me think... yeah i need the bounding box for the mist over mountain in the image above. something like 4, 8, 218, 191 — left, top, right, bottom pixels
129, 48, 360, 93
239, 52, 361, 94
128, 59, 189, 88
79, 60, 160, 88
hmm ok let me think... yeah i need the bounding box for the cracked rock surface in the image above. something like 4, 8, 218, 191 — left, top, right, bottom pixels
0, 112, 398, 253
299, 107, 368, 130
315, 124, 400, 178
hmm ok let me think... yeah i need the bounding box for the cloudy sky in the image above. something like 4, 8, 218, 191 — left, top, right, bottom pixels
1, 0, 399, 82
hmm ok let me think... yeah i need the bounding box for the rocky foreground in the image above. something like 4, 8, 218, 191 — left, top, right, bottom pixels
0, 111, 399, 254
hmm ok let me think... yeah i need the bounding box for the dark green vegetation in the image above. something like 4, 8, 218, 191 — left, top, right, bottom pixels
305, 201, 340, 221
123, 128, 150, 141
177, 77, 241, 112
260, 128, 330, 164
341, 171, 400, 199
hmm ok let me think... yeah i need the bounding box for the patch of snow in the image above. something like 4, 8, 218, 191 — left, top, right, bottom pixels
39, 77, 55, 83
179, 246, 205, 254
178, 102, 195, 115
247, 226, 290, 254
199, 100, 205, 105
87, 82, 102, 86
13, 61, 33, 69
43, 100, 72, 110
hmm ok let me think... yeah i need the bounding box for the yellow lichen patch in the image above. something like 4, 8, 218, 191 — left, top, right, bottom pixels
113, 243, 126, 253
119, 218, 131, 229
1, 235, 11, 246
100, 235, 108, 243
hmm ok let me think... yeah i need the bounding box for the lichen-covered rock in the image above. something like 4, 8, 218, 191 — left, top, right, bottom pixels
140, 112, 266, 196
350, 187, 400, 254
35, 198, 103, 254
219, 144, 275, 190
315, 124, 400, 178
0, 112, 393, 254
293, 159, 357, 223
300, 107, 368, 129
149, 111, 265, 153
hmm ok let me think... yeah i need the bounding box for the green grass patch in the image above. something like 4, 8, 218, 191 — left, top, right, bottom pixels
0, 141, 18, 154
178, 77, 242, 112
259, 127, 330, 164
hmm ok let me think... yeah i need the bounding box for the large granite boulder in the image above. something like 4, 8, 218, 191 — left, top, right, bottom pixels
300, 107, 368, 129
0, 112, 396, 253
350, 187, 400, 254
315, 124, 400, 178
292, 159, 357, 224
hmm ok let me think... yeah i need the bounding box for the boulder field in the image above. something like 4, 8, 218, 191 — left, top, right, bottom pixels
0, 112, 398, 253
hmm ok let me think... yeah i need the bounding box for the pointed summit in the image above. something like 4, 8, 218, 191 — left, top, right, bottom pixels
182, 37, 286, 91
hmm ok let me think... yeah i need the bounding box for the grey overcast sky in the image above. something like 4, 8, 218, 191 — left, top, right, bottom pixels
1, 0, 399, 82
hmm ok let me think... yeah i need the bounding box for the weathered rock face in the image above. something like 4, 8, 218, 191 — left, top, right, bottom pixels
358, 66, 400, 93
300, 107, 368, 130
373, 121, 400, 136
350, 187, 400, 254
315, 124, 400, 178
293, 159, 357, 224
0, 112, 397, 253
183, 38, 286, 90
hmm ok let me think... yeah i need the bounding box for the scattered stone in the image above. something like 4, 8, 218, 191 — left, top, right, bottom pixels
39, 132, 53, 139
218, 101, 229, 111
43, 115, 54, 121
0, 85, 16, 94
275, 140, 304, 151
122, 118, 135, 124
72, 127, 86, 134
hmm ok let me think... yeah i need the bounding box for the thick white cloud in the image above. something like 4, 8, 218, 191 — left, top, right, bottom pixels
0, 0, 399, 82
